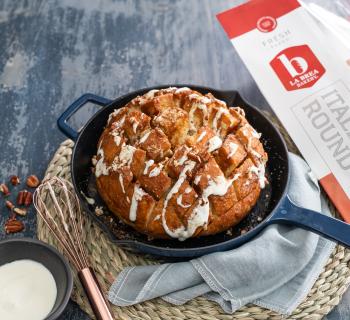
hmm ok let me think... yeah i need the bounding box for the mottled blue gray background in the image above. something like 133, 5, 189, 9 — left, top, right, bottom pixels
0, 0, 348, 318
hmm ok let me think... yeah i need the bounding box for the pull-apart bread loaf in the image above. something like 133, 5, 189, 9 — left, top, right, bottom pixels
94, 87, 268, 240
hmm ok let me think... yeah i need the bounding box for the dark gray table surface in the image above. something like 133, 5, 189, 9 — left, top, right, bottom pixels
0, 0, 349, 319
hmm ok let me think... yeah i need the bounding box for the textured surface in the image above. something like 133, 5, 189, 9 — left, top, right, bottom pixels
0, 0, 349, 319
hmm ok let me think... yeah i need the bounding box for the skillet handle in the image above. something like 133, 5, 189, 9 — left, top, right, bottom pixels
57, 93, 112, 141
268, 195, 350, 248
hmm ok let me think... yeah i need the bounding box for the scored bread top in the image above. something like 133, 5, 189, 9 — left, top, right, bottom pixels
94, 87, 268, 240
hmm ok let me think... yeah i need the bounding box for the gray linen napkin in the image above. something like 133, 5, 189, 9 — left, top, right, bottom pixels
108, 153, 336, 315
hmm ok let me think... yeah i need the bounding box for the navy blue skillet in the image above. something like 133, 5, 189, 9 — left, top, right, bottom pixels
57, 85, 350, 258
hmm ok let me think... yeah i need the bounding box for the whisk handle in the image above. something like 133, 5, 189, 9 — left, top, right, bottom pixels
78, 267, 114, 320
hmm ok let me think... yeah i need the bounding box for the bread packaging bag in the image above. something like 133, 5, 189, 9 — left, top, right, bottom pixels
217, 0, 350, 221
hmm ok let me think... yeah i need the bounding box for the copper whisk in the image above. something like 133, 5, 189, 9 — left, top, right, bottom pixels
33, 177, 114, 320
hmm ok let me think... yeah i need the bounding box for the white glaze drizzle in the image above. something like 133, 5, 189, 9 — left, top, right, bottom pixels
249, 164, 266, 188
188, 93, 200, 100
177, 154, 188, 166
149, 164, 163, 177
227, 142, 238, 158
240, 124, 266, 188
132, 120, 138, 133
173, 173, 237, 241
189, 94, 211, 104
207, 136, 222, 152
163, 87, 177, 92
134, 88, 179, 106
242, 124, 261, 140
129, 184, 147, 221
194, 175, 201, 185
112, 144, 136, 170
175, 87, 190, 94
95, 139, 136, 177
144, 89, 159, 99
215, 98, 227, 106
111, 115, 125, 129
232, 173, 241, 181
189, 103, 208, 131
143, 159, 155, 174
140, 131, 151, 144
251, 149, 262, 159
161, 160, 196, 239
110, 130, 122, 146
197, 131, 206, 143
212, 108, 229, 133
81, 191, 95, 205
161, 158, 242, 240
252, 128, 261, 139
176, 195, 191, 208
95, 148, 109, 177
174, 146, 191, 167
185, 187, 192, 194
108, 108, 124, 124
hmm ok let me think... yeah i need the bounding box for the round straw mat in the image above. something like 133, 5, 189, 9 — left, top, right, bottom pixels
37, 115, 350, 320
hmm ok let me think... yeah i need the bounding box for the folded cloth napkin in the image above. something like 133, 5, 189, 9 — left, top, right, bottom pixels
108, 153, 336, 315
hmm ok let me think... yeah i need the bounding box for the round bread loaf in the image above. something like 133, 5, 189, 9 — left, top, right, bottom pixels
94, 87, 268, 240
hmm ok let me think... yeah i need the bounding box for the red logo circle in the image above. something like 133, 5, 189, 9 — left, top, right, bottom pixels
257, 16, 277, 33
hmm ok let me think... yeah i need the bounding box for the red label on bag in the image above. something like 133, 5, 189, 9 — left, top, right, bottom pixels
270, 45, 326, 91
216, 0, 300, 39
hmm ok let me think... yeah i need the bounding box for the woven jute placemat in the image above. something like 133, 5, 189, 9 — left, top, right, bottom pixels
38, 121, 350, 319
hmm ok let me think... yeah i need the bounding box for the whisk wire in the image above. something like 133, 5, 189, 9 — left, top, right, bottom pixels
35, 194, 83, 270
63, 184, 89, 268
47, 181, 85, 269
34, 177, 89, 270
57, 182, 88, 268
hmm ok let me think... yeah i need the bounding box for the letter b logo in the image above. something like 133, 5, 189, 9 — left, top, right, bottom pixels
277, 54, 308, 77
270, 45, 325, 91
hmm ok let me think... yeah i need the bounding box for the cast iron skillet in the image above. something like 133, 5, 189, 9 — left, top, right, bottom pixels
58, 85, 350, 258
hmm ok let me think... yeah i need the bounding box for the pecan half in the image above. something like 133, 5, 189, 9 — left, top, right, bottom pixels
17, 190, 32, 206
13, 207, 27, 216
17, 190, 26, 205
0, 183, 10, 196
4, 218, 24, 234
26, 175, 40, 188
5, 200, 15, 210
10, 175, 20, 186
24, 191, 33, 206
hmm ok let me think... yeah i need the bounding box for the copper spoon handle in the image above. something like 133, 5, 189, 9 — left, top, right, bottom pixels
78, 267, 114, 320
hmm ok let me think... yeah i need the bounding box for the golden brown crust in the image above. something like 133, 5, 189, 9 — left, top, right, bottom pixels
95, 87, 268, 240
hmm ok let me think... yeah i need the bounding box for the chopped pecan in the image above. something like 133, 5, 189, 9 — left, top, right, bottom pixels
26, 175, 40, 188
13, 207, 27, 216
4, 218, 24, 234
5, 200, 15, 210
17, 190, 32, 206
24, 191, 32, 206
17, 190, 26, 205
10, 175, 20, 186
0, 183, 10, 196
